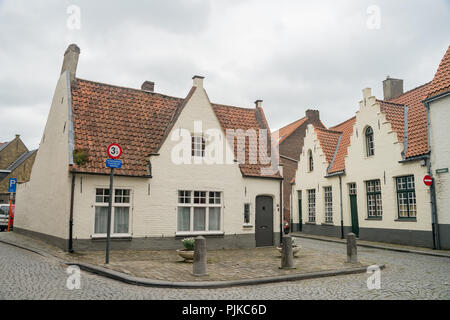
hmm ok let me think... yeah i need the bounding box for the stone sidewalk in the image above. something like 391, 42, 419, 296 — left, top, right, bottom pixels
0, 232, 374, 283
291, 232, 450, 258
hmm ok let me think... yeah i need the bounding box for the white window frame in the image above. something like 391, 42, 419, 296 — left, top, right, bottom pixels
176, 190, 224, 236
308, 189, 316, 223
92, 188, 132, 238
191, 135, 205, 158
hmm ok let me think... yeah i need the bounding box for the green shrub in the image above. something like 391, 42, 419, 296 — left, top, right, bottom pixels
73, 149, 89, 166
182, 238, 195, 251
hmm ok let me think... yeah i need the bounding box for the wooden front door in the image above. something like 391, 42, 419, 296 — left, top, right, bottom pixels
255, 196, 274, 247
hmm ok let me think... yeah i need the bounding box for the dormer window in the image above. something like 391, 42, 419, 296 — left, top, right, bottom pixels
192, 135, 205, 157
308, 150, 314, 172
365, 126, 374, 157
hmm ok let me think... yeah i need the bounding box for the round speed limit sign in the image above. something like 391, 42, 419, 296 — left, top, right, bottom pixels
107, 144, 123, 159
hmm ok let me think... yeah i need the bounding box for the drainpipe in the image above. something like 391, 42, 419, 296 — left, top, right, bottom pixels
339, 175, 344, 239
280, 179, 283, 245
68, 173, 75, 253
424, 100, 441, 250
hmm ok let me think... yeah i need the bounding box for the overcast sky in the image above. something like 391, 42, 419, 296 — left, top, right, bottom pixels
0, 0, 449, 149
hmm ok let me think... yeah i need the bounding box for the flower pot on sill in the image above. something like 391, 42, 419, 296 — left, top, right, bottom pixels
276, 245, 301, 256
177, 249, 194, 261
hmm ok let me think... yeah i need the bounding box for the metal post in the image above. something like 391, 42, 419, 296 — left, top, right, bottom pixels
7, 193, 13, 232
105, 167, 114, 264
339, 176, 344, 239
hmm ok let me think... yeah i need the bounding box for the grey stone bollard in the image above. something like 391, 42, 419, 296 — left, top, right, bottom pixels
193, 236, 208, 276
280, 235, 296, 269
346, 233, 358, 263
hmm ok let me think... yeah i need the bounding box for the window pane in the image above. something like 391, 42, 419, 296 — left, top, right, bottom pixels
115, 189, 130, 204
194, 207, 206, 231
376, 194, 383, 216
209, 207, 221, 231
94, 207, 108, 234
407, 176, 415, 190
96, 188, 110, 203
114, 207, 129, 234
194, 191, 206, 204
244, 204, 250, 224
177, 207, 190, 232
178, 191, 191, 204
398, 193, 408, 217
408, 192, 417, 217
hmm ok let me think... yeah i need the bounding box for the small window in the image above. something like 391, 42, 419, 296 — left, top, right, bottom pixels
365, 127, 374, 157
192, 135, 205, 157
324, 187, 333, 223
178, 191, 191, 204
194, 191, 207, 204
396, 176, 416, 219
308, 189, 316, 223
308, 150, 314, 172
349, 183, 357, 195
366, 180, 382, 218
94, 188, 131, 235
244, 203, 251, 224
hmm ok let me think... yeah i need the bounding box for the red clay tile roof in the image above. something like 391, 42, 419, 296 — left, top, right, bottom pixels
70, 79, 280, 178
71, 79, 183, 177
384, 82, 431, 158
427, 46, 450, 99
273, 117, 308, 145
378, 100, 406, 142
212, 104, 281, 178
314, 127, 341, 164
328, 117, 356, 174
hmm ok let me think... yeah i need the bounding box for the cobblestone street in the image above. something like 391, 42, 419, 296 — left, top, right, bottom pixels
0, 237, 449, 300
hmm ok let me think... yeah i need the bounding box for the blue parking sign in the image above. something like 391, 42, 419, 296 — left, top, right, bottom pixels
8, 178, 17, 193
106, 159, 122, 169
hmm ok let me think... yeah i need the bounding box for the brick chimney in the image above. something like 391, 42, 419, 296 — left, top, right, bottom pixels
305, 109, 320, 121
60, 44, 80, 83
383, 76, 403, 100
141, 81, 155, 92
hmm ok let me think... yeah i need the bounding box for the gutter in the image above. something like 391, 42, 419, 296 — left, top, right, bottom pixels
68, 173, 75, 253
423, 98, 441, 250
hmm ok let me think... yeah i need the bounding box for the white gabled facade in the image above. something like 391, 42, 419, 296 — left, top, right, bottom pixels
292, 88, 434, 248
14, 45, 282, 251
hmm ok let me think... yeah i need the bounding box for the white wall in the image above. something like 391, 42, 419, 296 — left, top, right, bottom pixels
14, 72, 72, 239
72, 82, 281, 240
292, 89, 431, 233
429, 94, 450, 225
345, 89, 430, 232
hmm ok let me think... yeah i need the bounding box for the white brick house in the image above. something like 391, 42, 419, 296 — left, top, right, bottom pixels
291, 48, 450, 249
14, 44, 283, 251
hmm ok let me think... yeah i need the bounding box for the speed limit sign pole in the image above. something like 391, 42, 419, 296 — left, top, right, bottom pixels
105, 144, 123, 264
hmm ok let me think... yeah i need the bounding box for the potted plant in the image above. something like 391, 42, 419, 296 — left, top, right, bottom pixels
177, 238, 195, 261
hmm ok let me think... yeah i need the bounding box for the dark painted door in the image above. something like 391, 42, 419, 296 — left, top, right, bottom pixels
255, 196, 274, 247
350, 195, 359, 237
298, 191, 302, 232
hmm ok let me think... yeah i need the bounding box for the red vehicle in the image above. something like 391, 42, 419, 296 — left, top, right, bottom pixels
0, 204, 14, 231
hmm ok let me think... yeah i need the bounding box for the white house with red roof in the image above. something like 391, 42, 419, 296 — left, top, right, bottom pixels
423, 46, 450, 249
291, 47, 450, 249
14, 44, 283, 251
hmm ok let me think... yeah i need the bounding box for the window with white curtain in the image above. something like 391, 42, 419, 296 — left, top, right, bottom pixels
94, 188, 131, 236
177, 190, 222, 233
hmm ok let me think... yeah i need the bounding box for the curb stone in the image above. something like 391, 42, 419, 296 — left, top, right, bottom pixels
291, 233, 450, 259
0, 237, 385, 289
69, 261, 386, 289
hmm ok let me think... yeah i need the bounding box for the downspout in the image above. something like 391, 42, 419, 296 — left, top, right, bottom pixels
68, 173, 75, 253
280, 179, 283, 245
424, 99, 441, 250
339, 175, 344, 239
